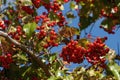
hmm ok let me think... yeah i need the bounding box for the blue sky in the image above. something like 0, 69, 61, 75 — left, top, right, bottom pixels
36, 1, 120, 70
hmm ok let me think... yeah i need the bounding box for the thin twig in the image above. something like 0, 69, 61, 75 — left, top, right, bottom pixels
115, 55, 120, 60
88, 22, 95, 34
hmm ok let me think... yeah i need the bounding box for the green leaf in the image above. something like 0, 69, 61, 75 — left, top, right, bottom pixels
22, 67, 32, 77
17, 54, 28, 61
23, 22, 37, 38
23, 0, 32, 6
49, 53, 57, 63
48, 12, 59, 21
52, 61, 61, 71
80, 16, 93, 30
108, 62, 120, 80
70, 1, 76, 10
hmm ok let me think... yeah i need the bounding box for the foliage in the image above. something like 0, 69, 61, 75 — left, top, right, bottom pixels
0, 0, 120, 80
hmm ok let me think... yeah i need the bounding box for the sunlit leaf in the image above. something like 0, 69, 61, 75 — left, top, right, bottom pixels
70, 1, 78, 10
60, 4, 64, 10
16, 53, 28, 61
23, 22, 37, 38
108, 62, 120, 80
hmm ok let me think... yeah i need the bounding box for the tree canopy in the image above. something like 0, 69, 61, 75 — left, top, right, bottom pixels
0, 0, 120, 80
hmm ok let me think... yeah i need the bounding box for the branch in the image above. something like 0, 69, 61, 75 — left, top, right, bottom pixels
115, 55, 120, 60
0, 31, 51, 77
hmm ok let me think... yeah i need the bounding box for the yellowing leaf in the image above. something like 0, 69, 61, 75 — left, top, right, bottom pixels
78, 38, 90, 48
59, 26, 80, 38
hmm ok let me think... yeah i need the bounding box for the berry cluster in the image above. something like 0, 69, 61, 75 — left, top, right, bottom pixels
57, 12, 66, 27
50, 1, 61, 13
35, 13, 60, 48
0, 20, 6, 30
37, 25, 47, 39
0, 53, 13, 69
43, 29, 58, 48
60, 37, 109, 65
8, 26, 23, 40
4, 20, 11, 26
21, 6, 34, 14
100, 6, 118, 17
86, 37, 109, 65
32, 0, 62, 12
31, 0, 41, 8
35, 11, 66, 28
99, 6, 119, 34
100, 25, 116, 34
60, 40, 86, 63
35, 13, 57, 27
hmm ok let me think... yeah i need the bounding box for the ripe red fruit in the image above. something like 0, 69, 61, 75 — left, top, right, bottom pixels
0, 53, 13, 69
43, 44, 49, 48
21, 6, 34, 14
0, 20, 6, 30
64, 0, 69, 3
53, 43, 58, 46
60, 40, 87, 63
14, 34, 20, 40
86, 37, 109, 65
32, 0, 41, 8
17, 26, 22, 33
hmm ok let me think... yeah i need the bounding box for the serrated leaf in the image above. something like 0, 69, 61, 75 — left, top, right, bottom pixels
23, 22, 37, 38
59, 26, 80, 38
